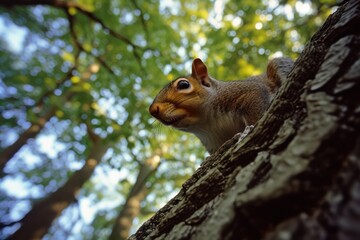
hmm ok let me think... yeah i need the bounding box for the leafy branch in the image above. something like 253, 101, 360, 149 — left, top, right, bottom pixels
130, 0, 149, 39
65, 9, 116, 75
1, 0, 148, 72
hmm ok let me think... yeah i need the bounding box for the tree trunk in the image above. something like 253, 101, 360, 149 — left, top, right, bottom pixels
109, 154, 161, 240
130, 1, 360, 239
0, 90, 74, 175
8, 128, 109, 240
0, 108, 56, 173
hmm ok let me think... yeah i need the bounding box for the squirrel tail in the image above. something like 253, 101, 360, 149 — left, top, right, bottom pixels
266, 57, 294, 93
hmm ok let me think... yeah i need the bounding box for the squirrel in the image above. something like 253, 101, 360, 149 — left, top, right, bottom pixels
149, 57, 294, 154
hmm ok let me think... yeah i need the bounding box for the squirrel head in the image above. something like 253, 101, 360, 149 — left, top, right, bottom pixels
149, 58, 213, 130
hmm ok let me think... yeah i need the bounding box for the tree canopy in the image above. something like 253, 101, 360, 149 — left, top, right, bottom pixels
0, 0, 337, 239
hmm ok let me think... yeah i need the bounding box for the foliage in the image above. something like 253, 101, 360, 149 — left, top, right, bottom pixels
0, 0, 337, 239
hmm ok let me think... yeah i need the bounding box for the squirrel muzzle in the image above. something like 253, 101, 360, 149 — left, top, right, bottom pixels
149, 101, 196, 129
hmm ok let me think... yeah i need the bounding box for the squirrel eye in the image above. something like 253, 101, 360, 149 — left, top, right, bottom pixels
177, 80, 190, 90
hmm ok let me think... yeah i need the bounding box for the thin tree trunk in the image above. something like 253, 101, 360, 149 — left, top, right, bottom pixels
8, 127, 109, 240
0, 108, 55, 173
130, 1, 360, 239
109, 154, 161, 240
0, 84, 75, 175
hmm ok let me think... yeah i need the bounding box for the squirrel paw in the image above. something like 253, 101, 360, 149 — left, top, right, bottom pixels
236, 125, 254, 143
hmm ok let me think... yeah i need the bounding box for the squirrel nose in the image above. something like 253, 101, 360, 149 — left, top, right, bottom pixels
149, 103, 160, 117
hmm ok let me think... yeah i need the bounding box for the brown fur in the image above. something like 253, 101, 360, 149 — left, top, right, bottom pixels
149, 58, 294, 153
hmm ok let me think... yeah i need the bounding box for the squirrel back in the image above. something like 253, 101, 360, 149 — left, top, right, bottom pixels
149, 57, 294, 153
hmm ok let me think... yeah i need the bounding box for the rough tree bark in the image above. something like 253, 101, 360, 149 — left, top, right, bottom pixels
8, 126, 109, 240
130, 1, 360, 239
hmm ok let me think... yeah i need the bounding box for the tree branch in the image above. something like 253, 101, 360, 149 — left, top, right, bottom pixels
1, 0, 147, 73
72, 7, 145, 73
33, 64, 76, 111
130, 0, 149, 38
65, 9, 116, 75
0, 219, 22, 229
85, 122, 101, 144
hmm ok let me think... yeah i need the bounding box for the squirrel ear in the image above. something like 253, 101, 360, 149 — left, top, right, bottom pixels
192, 58, 211, 87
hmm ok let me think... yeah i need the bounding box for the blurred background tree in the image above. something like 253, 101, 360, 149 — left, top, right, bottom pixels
0, 0, 337, 239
